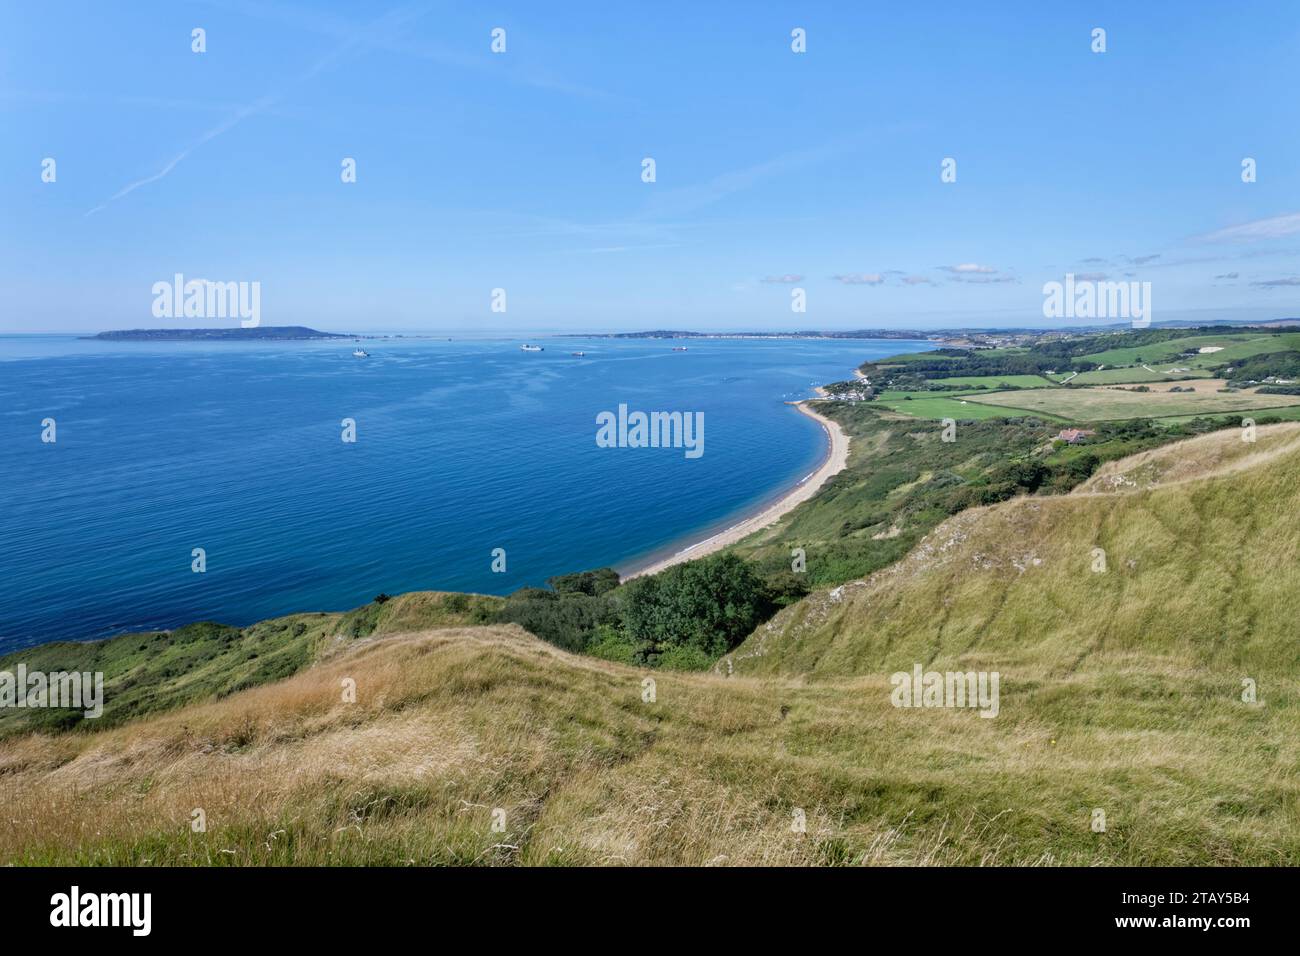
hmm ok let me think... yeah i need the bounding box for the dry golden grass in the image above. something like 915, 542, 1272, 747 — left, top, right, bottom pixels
1, 620, 1294, 865
1078, 422, 1300, 492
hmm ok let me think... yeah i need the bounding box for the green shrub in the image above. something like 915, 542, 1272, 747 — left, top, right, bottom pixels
491, 588, 619, 654
654, 644, 715, 671
585, 626, 645, 665
547, 568, 621, 596
763, 569, 812, 606
622, 553, 772, 660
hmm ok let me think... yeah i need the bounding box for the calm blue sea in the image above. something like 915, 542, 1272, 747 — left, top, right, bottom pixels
0, 334, 929, 650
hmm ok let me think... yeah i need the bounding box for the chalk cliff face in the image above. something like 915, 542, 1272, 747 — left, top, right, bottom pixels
1, 427, 1295, 867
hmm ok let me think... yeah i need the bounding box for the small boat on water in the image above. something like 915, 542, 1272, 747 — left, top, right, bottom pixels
520, 344, 544, 352
671, 346, 688, 351
352, 348, 369, 358
571, 351, 586, 357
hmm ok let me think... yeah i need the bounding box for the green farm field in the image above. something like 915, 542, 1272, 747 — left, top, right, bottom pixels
964, 385, 1300, 421
873, 392, 1066, 421
1061, 366, 1216, 385
929, 373, 1057, 389
1075, 332, 1300, 370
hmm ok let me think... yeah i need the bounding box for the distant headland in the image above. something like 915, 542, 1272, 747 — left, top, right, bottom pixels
84, 327, 356, 341
570, 329, 938, 341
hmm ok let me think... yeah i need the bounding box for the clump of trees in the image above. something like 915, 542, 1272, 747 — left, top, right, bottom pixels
1223, 350, 1300, 387
619, 554, 772, 667
492, 554, 776, 670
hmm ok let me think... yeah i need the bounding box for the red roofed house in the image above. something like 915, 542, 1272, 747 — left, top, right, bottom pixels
1056, 428, 1095, 445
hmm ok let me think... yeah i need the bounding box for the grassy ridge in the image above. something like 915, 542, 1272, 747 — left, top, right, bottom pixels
728, 425, 1300, 678
1075, 333, 1300, 369
728, 404, 1220, 588
1, 621, 1293, 865
0, 591, 502, 737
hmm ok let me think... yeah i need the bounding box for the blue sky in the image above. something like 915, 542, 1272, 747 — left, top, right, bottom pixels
3, 1, 1299, 332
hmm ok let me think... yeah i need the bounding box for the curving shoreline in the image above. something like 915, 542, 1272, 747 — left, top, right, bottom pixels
621, 398, 850, 579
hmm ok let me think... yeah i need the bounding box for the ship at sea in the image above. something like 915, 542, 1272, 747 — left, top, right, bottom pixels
520, 344, 544, 352
352, 348, 369, 358
570, 351, 586, 357
671, 346, 688, 352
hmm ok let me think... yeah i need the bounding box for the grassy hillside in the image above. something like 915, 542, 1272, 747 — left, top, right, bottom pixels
0, 428, 1296, 865
728, 403, 1230, 587
0, 590, 501, 737
1075, 332, 1300, 369
717, 427, 1300, 862
728, 424, 1300, 677
1, 618, 1292, 866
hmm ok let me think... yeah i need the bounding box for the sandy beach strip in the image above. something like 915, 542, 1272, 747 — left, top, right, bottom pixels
621, 399, 850, 580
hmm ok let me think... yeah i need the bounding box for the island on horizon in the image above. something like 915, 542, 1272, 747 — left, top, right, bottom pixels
84, 326, 358, 341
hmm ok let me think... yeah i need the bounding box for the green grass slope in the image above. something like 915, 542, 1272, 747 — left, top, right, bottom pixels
727, 423, 1300, 678
729, 404, 1228, 588
1, 618, 1292, 866
0, 590, 502, 737
1076, 332, 1300, 370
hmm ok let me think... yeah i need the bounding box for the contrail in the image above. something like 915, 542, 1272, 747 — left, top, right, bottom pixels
85, 3, 427, 217
86, 97, 273, 217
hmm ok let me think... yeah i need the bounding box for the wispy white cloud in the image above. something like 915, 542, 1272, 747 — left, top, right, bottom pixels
1194, 212, 1300, 243
831, 273, 884, 285
937, 263, 1015, 284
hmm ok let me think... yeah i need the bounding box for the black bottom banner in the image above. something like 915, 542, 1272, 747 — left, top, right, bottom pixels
0, 865, 1282, 942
